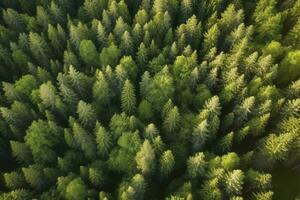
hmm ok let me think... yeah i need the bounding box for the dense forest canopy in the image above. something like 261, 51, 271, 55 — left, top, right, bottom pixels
0, 0, 299, 199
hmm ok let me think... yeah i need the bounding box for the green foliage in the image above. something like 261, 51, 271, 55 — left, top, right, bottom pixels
0, 1, 299, 199
25, 120, 62, 164
145, 66, 174, 111
99, 42, 121, 67
224, 169, 245, 196
135, 139, 156, 175
221, 152, 240, 170
72, 122, 97, 160
160, 150, 175, 177
79, 40, 99, 66
4, 171, 26, 189
77, 100, 96, 128
163, 106, 180, 133
22, 165, 46, 190
95, 125, 112, 156
10, 141, 32, 165
277, 50, 300, 86
121, 79, 136, 114
187, 152, 207, 178
65, 178, 87, 200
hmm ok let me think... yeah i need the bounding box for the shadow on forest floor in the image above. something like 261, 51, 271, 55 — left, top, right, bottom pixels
272, 167, 300, 200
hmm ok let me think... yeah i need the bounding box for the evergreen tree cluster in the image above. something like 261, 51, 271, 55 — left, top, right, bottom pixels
0, 0, 299, 199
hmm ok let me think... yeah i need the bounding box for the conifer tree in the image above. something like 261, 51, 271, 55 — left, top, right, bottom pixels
187, 152, 207, 178
120, 31, 134, 55
4, 171, 26, 189
10, 141, 33, 165
203, 24, 220, 54
96, 125, 112, 156
0, 1, 298, 199
74, 123, 97, 159
77, 100, 96, 128
65, 178, 87, 200
83, 0, 106, 19
25, 120, 62, 164
22, 165, 46, 190
79, 40, 99, 66
3, 8, 26, 32
29, 32, 50, 66
97, 21, 107, 48
121, 79, 136, 115
160, 150, 175, 177
89, 167, 104, 187
99, 42, 121, 67
224, 169, 245, 196
135, 140, 155, 175
163, 106, 180, 133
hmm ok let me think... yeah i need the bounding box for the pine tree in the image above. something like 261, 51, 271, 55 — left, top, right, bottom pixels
217, 132, 234, 154
134, 9, 149, 25
246, 169, 272, 191
114, 17, 130, 41
224, 169, 245, 196
253, 191, 273, 200
285, 18, 300, 48
218, 4, 244, 35
200, 178, 222, 200
221, 152, 240, 170
282, 99, 300, 118
3, 8, 26, 32
22, 165, 46, 190
36, 6, 50, 31
83, 0, 106, 19
29, 32, 50, 66
277, 50, 300, 86
96, 125, 112, 156
25, 120, 62, 164
146, 66, 174, 111
97, 21, 107, 48
163, 106, 180, 133
203, 24, 220, 54
48, 24, 66, 55
69, 22, 90, 48
77, 100, 96, 128
138, 100, 154, 122
49, 2, 65, 25
4, 171, 26, 189
130, 174, 146, 199
0, 189, 33, 199
121, 80, 136, 115
135, 140, 155, 175
120, 31, 134, 55
180, 0, 193, 22
187, 152, 207, 178
89, 168, 104, 187
39, 81, 57, 109
192, 119, 209, 151
93, 70, 111, 113
234, 96, 255, 124
253, 0, 282, 42
160, 150, 175, 177
65, 178, 87, 200
10, 141, 33, 165
72, 122, 97, 160
99, 42, 121, 67
79, 40, 99, 66
153, 0, 168, 14
118, 0, 131, 22
144, 123, 159, 140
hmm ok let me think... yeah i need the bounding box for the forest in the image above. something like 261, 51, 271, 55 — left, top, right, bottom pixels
0, 0, 299, 199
